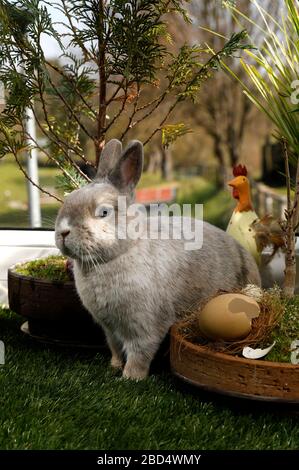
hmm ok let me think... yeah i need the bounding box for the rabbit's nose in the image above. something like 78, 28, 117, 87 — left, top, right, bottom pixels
61, 230, 70, 239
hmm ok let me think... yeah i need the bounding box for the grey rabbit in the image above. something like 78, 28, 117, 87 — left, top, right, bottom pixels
55, 139, 261, 380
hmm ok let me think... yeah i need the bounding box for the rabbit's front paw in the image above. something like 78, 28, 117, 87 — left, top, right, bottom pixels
123, 358, 149, 380
110, 355, 123, 370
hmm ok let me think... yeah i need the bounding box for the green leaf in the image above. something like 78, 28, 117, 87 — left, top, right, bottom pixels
162, 123, 192, 148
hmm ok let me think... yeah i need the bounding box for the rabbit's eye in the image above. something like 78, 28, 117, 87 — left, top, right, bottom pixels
95, 206, 113, 218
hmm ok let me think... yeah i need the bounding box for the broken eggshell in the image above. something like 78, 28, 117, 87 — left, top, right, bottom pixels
198, 293, 260, 341
291, 340, 299, 365
242, 342, 276, 359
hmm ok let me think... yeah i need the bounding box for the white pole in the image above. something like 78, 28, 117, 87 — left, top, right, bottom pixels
25, 105, 42, 228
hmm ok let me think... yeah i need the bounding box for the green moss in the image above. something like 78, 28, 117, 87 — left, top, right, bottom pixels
14, 255, 70, 282
266, 295, 299, 363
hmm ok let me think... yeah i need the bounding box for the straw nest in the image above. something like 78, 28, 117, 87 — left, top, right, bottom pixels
179, 287, 285, 356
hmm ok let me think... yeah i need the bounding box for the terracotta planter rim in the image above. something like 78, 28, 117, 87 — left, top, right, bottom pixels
171, 321, 299, 370
8, 266, 74, 286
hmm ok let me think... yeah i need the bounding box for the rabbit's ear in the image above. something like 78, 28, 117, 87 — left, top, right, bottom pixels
96, 139, 123, 180
110, 140, 143, 191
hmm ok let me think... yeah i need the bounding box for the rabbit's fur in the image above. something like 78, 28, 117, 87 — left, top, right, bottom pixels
55, 139, 261, 379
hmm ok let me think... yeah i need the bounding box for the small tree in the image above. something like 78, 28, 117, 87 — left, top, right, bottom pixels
221, 0, 299, 297
0, 0, 251, 198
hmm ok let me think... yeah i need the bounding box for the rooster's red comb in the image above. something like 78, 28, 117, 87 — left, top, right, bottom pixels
233, 164, 247, 177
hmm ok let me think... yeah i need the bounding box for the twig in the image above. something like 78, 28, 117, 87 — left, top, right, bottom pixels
143, 97, 179, 146
32, 93, 93, 181
291, 158, 299, 230
45, 60, 97, 119
282, 138, 296, 297
14, 150, 63, 203
32, 111, 92, 183
60, 0, 94, 62
35, 69, 88, 163
104, 82, 129, 132
120, 84, 141, 140
283, 138, 292, 218
95, 0, 107, 166
106, 78, 126, 105
22, 121, 82, 189
46, 74, 95, 142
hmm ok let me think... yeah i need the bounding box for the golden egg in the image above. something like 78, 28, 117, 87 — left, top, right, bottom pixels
198, 293, 260, 341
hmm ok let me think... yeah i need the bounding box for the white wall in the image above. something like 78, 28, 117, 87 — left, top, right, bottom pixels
0, 230, 59, 306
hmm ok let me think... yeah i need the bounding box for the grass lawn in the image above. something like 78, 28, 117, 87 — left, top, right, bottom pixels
0, 160, 234, 229
0, 307, 298, 450
0, 160, 60, 228
176, 177, 234, 229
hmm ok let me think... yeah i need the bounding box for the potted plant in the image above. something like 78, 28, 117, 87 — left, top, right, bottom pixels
171, 0, 299, 402
7, 255, 107, 347
0, 1, 249, 344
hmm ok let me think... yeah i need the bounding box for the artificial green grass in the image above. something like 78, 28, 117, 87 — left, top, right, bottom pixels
0, 308, 298, 450
14, 256, 68, 283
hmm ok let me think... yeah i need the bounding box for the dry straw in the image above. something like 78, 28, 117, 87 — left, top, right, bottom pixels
180, 288, 284, 356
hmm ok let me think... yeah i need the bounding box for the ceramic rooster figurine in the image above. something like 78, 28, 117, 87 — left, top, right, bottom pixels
226, 165, 285, 265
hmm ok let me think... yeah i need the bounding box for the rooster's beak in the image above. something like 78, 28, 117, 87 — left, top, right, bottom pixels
228, 178, 238, 188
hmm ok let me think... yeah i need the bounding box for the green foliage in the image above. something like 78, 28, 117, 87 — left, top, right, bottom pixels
162, 123, 192, 148
267, 292, 299, 362
67, 0, 168, 84
55, 165, 88, 194
177, 31, 253, 102
165, 31, 253, 106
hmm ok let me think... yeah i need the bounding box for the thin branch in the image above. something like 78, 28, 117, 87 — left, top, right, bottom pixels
35, 71, 94, 172
283, 139, 299, 231
14, 150, 63, 203
45, 60, 97, 119
106, 78, 126, 105
129, 87, 171, 131
144, 39, 247, 146
282, 138, 297, 297
120, 84, 141, 140
292, 158, 299, 230
283, 138, 292, 218
143, 96, 179, 146
60, 0, 94, 62
31, 109, 91, 184
46, 73, 95, 142
22, 122, 82, 189
95, 0, 107, 166
136, 92, 165, 113
104, 82, 129, 132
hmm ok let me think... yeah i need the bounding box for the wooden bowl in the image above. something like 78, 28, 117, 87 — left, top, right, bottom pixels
8, 267, 88, 322
8, 267, 105, 347
170, 322, 299, 404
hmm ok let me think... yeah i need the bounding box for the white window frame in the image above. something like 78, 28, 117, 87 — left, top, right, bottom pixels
0, 229, 59, 306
